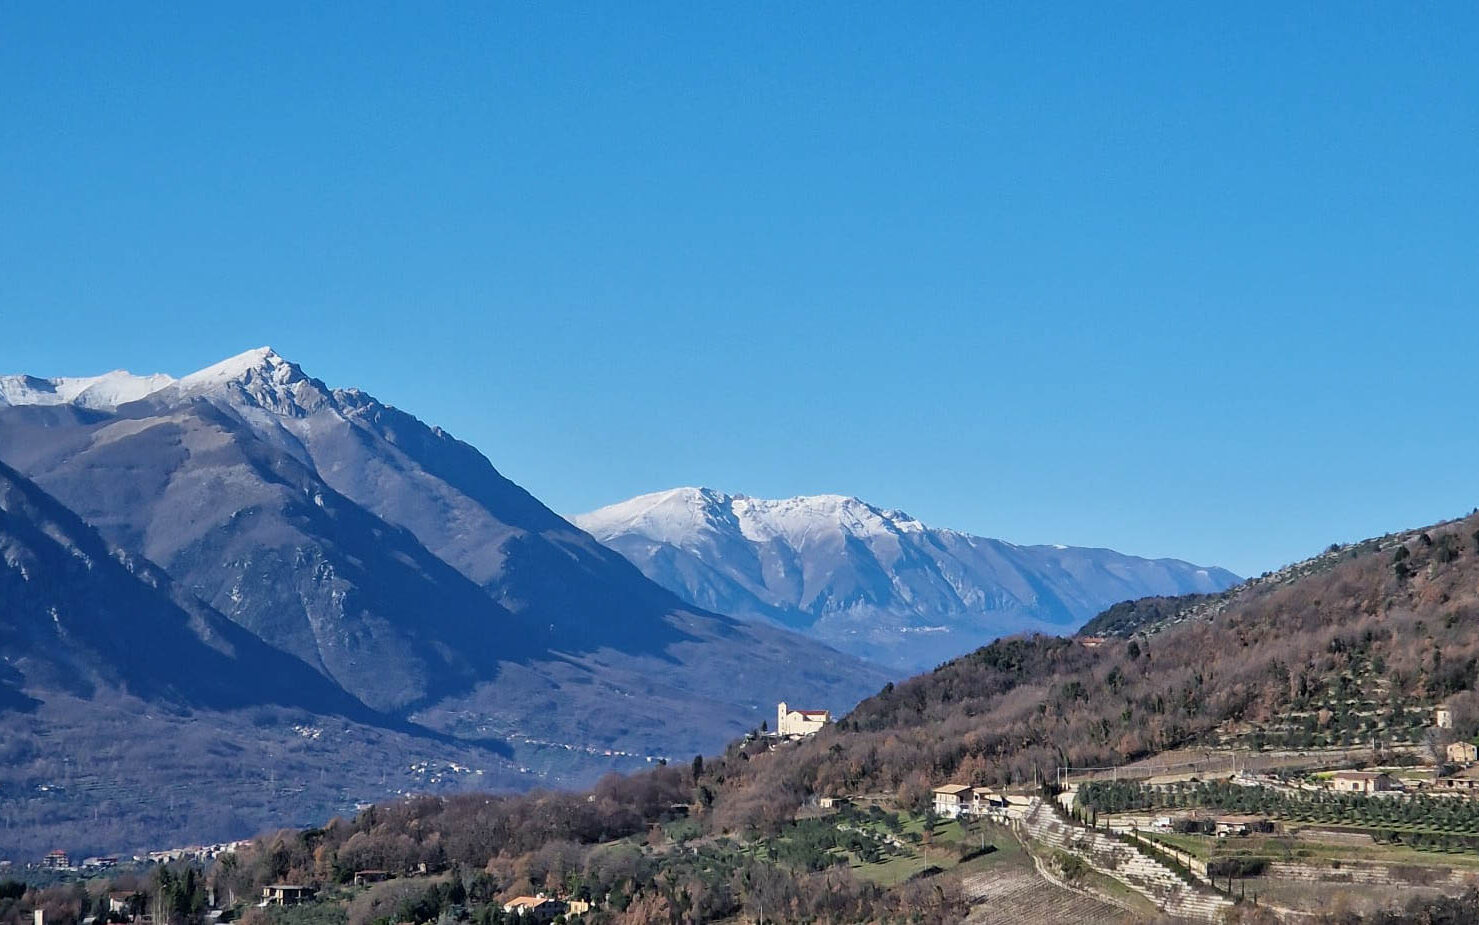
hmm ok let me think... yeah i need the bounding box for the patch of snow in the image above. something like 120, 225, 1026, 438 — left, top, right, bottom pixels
0, 370, 175, 410
0, 348, 302, 411
174, 347, 283, 392
574, 488, 931, 547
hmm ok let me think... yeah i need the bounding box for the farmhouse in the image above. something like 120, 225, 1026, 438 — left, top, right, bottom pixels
1448, 742, 1478, 765
932, 784, 971, 818
777, 702, 830, 738
502, 895, 567, 920
1331, 771, 1397, 794
1437, 704, 1454, 729
262, 885, 315, 907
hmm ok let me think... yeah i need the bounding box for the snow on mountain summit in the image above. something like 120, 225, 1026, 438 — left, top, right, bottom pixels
174, 346, 285, 390
576, 487, 1242, 670
162, 346, 333, 416
0, 347, 307, 412
0, 369, 176, 410
575, 487, 929, 550
0, 348, 327, 421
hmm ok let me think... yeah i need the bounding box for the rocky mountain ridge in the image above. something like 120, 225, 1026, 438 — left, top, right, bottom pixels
576, 486, 1239, 669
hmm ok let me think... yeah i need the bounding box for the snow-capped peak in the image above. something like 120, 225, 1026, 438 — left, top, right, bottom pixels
0, 370, 176, 410
572, 487, 735, 545
575, 486, 1244, 671
728, 493, 927, 542
573, 488, 928, 546
175, 347, 286, 391
0, 347, 307, 413
166, 347, 330, 417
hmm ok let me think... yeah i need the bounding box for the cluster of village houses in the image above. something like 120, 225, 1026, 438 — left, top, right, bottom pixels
34, 843, 249, 874
1324, 704, 1479, 794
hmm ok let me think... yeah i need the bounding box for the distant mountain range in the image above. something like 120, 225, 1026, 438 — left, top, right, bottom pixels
0, 349, 888, 857
575, 488, 1240, 669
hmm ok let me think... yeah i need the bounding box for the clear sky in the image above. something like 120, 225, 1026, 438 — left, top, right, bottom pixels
3, 5, 1476, 577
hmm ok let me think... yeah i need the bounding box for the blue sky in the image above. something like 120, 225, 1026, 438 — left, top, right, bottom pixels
3, 5, 1476, 577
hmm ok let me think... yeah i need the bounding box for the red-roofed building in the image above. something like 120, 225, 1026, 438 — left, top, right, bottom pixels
502, 895, 568, 920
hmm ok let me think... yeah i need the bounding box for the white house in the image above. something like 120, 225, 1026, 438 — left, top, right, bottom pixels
777, 702, 830, 737
932, 784, 971, 818
970, 787, 1008, 816
1437, 704, 1455, 729
1331, 771, 1397, 794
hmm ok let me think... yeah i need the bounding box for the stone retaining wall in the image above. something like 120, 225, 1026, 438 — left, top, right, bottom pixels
1264, 859, 1477, 888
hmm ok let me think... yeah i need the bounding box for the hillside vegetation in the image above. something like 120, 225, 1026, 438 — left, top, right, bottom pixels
59, 509, 1479, 923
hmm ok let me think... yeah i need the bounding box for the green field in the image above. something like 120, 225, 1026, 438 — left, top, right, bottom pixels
826, 810, 1022, 886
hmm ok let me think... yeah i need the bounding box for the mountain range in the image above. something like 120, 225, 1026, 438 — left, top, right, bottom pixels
575, 487, 1240, 669
0, 349, 888, 856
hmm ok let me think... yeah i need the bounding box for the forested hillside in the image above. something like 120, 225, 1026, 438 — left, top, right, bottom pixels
154, 509, 1479, 922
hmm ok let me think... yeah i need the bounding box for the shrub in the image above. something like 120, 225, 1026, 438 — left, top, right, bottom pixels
1207, 857, 1268, 878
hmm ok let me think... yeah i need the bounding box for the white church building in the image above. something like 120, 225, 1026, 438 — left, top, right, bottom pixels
777, 702, 831, 738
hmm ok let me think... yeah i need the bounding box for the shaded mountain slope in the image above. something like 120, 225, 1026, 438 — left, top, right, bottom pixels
0, 398, 542, 713
150, 350, 696, 648
0, 458, 377, 718
0, 459, 545, 860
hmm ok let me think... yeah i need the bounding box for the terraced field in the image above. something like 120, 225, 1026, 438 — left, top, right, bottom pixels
962, 867, 1132, 924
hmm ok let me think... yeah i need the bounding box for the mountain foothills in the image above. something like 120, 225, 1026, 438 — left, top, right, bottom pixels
31, 509, 1478, 924
0, 350, 888, 857
576, 487, 1239, 669
0, 458, 534, 854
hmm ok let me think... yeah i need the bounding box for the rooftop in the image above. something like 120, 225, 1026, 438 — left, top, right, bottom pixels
503, 896, 550, 908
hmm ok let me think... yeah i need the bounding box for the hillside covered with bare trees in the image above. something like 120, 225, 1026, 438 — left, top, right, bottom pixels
91, 509, 1479, 923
